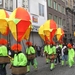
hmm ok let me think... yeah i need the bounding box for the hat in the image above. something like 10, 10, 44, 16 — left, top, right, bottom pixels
59, 40, 63, 44
26, 41, 32, 46
52, 41, 55, 45
11, 44, 22, 51
46, 41, 50, 45
0, 38, 8, 45
67, 43, 72, 48
44, 41, 48, 44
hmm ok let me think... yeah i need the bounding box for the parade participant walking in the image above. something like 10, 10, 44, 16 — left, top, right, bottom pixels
44, 41, 49, 64
59, 41, 63, 49
0, 39, 8, 75
7, 42, 15, 58
67, 43, 75, 68
55, 42, 61, 64
47, 42, 56, 71
10, 44, 27, 75
26, 41, 38, 72
52, 42, 57, 64
0, 46, 8, 75
37, 46, 41, 56
61, 44, 68, 66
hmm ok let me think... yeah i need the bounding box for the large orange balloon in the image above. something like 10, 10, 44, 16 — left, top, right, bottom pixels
56, 28, 64, 41
8, 7, 31, 42
43, 20, 57, 43
0, 9, 9, 35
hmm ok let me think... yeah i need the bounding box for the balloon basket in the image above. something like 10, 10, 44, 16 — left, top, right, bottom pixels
47, 54, 57, 59
27, 54, 35, 59
0, 56, 10, 64
12, 66, 27, 75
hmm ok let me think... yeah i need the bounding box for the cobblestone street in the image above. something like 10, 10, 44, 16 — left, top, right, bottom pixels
6, 56, 75, 75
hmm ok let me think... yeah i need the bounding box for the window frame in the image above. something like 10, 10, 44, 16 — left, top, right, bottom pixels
39, 3, 44, 17
48, 0, 52, 8
0, 0, 3, 9
48, 13, 53, 19
4, 0, 13, 11
22, 0, 30, 11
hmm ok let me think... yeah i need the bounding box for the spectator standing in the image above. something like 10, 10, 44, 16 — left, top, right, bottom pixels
37, 46, 41, 56
61, 44, 68, 66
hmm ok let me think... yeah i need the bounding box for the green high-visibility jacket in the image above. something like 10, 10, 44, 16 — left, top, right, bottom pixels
44, 45, 48, 53
12, 53, 27, 66
47, 45, 54, 54
52, 46, 56, 54
68, 48, 75, 58
0, 46, 8, 56
59, 44, 62, 49
26, 46, 35, 55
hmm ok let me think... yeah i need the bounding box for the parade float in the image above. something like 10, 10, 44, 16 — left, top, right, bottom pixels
0, 9, 10, 64
8, 7, 31, 75
38, 20, 57, 60
56, 28, 64, 43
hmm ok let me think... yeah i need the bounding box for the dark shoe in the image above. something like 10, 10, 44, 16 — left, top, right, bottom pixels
46, 62, 49, 64
50, 69, 53, 71
35, 68, 38, 72
27, 71, 30, 73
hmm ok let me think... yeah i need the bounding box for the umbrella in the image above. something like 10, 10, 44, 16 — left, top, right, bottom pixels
43, 20, 57, 43
38, 25, 48, 41
56, 28, 64, 41
8, 7, 31, 42
0, 9, 9, 35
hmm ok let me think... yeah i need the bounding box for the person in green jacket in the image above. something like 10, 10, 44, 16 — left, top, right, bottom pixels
10, 44, 27, 75
47, 42, 56, 71
67, 43, 75, 68
0, 45, 8, 56
44, 41, 49, 64
0, 39, 8, 75
26, 41, 38, 72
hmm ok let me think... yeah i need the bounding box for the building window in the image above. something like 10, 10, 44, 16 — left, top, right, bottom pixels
60, 18, 62, 26
0, 0, 3, 8
22, 0, 30, 11
53, 16, 57, 23
58, 18, 62, 27
53, 1, 57, 10
57, 17, 58, 25
58, 4, 61, 12
53, 1, 56, 10
66, 1, 68, 6
58, 17, 61, 27
5, 0, 13, 11
39, 3, 44, 17
48, 0, 52, 8
48, 13, 53, 19
63, 7, 65, 14
62, 6, 64, 14
60, 6, 62, 13
56, 2, 57, 10
70, 0, 72, 8
63, 19, 65, 25
62, 0, 65, 2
